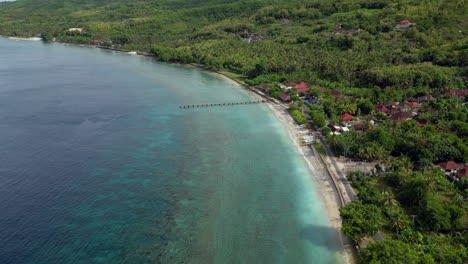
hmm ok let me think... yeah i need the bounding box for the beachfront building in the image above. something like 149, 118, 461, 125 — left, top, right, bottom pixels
281, 81, 297, 89
279, 92, 291, 103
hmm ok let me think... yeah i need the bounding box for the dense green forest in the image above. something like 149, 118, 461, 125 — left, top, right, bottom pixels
1, 0, 467, 263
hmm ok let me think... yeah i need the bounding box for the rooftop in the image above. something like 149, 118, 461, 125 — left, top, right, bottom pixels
437, 161, 463, 170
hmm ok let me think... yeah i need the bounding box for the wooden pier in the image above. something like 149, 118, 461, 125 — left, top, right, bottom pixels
179, 100, 268, 109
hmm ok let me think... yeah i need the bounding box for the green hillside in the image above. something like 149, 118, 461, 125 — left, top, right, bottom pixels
0, 0, 466, 97
1, 0, 467, 263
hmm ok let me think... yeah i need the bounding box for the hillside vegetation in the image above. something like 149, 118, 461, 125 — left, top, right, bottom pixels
0, 0, 466, 99
1, 0, 467, 263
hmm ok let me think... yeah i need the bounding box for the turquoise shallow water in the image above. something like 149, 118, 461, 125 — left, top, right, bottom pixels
0, 38, 341, 263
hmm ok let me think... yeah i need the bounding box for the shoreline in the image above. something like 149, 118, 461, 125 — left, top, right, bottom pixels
190, 64, 357, 264
265, 103, 356, 264
1, 36, 356, 263
197, 65, 356, 263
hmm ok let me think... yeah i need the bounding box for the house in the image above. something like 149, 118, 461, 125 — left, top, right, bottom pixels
374, 104, 390, 114
415, 95, 434, 103
280, 18, 289, 24
332, 24, 342, 34
295, 87, 310, 95
68, 27, 84, 32
331, 90, 345, 98
340, 113, 354, 122
279, 92, 291, 102
327, 123, 349, 134
243, 32, 269, 43
389, 111, 412, 122
353, 124, 366, 131
328, 123, 342, 133
437, 161, 463, 174
443, 89, 457, 97
395, 102, 411, 111
388, 108, 402, 116
406, 102, 419, 109
455, 167, 468, 180
384, 100, 399, 108
281, 81, 297, 89
395, 20, 415, 30
295, 82, 309, 89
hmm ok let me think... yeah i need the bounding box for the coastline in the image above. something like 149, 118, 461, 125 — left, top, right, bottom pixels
202, 68, 356, 263
197, 66, 358, 264
264, 103, 356, 264
1, 36, 356, 263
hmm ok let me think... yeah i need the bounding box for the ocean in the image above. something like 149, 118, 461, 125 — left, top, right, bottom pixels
0, 38, 341, 263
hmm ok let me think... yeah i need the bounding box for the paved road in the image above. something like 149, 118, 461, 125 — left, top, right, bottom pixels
317, 135, 357, 204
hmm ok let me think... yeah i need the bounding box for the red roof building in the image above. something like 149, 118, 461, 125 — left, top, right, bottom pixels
389, 111, 412, 122
339, 113, 354, 122
406, 102, 419, 109
443, 89, 457, 97
279, 92, 291, 102
294, 82, 309, 89
388, 108, 402, 116
384, 100, 399, 108
327, 123, 342, 133
295, 87, 310, 94
401, 20, 410, 24
353, 124, 365, 131
456, 167, 468, 178
282, 81, 297, 88
331, 90, 345, 98
437, 161, 463, 170
396, 102, 411, 111
374, 104, 389, 114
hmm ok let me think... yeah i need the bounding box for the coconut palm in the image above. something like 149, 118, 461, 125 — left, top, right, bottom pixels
389, 211, 409, 237
382, 188, 400, 211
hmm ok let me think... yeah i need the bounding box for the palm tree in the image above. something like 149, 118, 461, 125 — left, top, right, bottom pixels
389, 211, 409, 238
382, 188, 400, 211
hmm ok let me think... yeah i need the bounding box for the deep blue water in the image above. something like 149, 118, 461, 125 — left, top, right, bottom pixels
0, 38, 341, 263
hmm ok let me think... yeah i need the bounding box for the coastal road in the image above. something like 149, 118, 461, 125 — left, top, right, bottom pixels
316, 136, 357, 204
